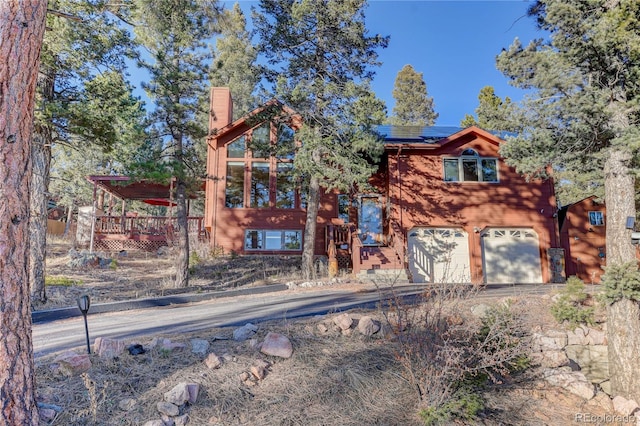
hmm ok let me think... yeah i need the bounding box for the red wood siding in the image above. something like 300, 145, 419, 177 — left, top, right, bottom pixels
384, 132, 559, 283
560, 198, 607, 283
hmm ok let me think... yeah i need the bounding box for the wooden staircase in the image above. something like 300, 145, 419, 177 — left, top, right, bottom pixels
355, 245, 409, 283
326, 220, 410, 283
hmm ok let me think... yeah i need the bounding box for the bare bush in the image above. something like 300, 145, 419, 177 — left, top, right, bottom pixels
377, 280, 532, 424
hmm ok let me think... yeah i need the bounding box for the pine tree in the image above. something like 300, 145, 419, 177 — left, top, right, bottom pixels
254, 0, 388, 279
388, 64, 438, 126
496, 0, 640, 400
210, 3, 259, 119
0, 1, 47, 423
30, 0, 137, 304
133, 0, 221, 288
460, 86, 515, 131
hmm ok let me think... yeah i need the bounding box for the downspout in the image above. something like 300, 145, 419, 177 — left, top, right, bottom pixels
212, 143, 219, 249
396, 146, 405, 264
396, 146, 403, 231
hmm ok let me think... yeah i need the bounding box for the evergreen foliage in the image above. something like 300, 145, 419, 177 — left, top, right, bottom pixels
600, 262, 640, 305
389, 64, 438, 126
210, 3, 259, 119
34, 1, 142, 303
253, 0, 389, 278
132, 0, 222, 287
460, 86, 515, 132
496, 0, 640, 400
550, 276, 595, 326
496, 0, 640, 197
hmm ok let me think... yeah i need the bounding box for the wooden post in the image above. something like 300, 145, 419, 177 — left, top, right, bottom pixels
327, 225, 338, 277
89, 180, 97, 253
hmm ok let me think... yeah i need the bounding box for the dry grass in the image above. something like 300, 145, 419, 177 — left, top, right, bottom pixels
36, 319, 422, 426
40, 238, 302, 311
36, 238, 618, 425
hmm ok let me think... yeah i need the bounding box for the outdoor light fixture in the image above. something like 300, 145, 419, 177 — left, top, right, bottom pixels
626, 217, 635, 230
77, 295, 91, 354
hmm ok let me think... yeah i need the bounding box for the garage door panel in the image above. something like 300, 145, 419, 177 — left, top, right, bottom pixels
408, 228, 471, 283
482, 228, 542, 284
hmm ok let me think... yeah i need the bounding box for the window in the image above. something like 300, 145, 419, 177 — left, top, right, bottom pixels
245, 230, 302, 251
224, 122, 302, 209
225, 162, 244, 208
250, 162, 270, 208
443, 149, 498, 182
276, 162, 295, 208
589, 211, 604, 226
251, 124, 271, 158
337, 194, 350, 223
227, 136, 245, 158
276, 124, 296, 160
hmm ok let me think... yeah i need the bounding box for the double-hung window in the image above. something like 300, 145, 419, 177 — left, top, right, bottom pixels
443, 149, 498, 182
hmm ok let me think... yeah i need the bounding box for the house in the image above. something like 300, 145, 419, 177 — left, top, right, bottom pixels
204, 88, 564, 284
558, 196, 640, 284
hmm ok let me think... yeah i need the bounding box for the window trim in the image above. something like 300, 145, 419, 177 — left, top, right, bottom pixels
588, 211, 604, 226
223, 122, 303, 210
442, 155, 499, 183
244, 229, 303, 251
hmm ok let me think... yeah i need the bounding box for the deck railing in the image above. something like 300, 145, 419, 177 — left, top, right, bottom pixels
94, 215, 205, 238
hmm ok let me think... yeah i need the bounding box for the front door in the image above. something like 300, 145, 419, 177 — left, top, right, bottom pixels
358, 196, 383, 245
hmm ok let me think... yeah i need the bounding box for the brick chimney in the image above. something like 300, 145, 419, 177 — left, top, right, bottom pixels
209, 87, 233, 133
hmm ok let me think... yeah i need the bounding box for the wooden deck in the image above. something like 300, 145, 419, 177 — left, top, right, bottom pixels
93, 215, 206, 251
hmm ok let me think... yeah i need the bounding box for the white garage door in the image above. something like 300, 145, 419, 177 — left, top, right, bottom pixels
481, 228, 543, 284
408, 228, 471, 283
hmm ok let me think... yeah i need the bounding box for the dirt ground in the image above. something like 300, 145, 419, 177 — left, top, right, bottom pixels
36, 239, 625, 426
40, 239, 303, 311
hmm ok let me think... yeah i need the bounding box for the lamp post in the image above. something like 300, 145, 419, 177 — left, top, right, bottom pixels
77, 295, 91, 354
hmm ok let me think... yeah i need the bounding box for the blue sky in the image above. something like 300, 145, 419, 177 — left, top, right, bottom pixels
230, 0, 541, 126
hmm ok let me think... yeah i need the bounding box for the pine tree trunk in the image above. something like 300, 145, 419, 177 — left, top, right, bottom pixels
0, 1, 47, 423
302, 174, 321, 280
29, 128, 50, 305
604, 147, 640, 401
174, 179, 190, 288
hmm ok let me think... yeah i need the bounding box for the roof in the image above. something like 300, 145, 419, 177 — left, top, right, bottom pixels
377, 125, 516, 144
377, 125, 464, 143
87, 176, 202, 204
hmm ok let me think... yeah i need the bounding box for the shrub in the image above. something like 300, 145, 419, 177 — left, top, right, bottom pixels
600, 261, 640, 304
419, 388, 484, 426
188, 249, 202, 274
379, 283, 531, 425
550, 276, 595, 326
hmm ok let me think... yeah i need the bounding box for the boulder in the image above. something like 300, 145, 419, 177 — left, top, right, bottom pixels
533, 330, 567, 351
564, 345, 609, 384
543, 369, 595, 400
260, 332, 293, 358
163, 382, 199, 406
357, 316, 380, 336
51, 351, 91, 376
156, 401, 179, 417
233, 323, 258, 341
190, 339, 209, 355
204, 353, 223, 369
333, 313, 353, 331
94, 337, 125, 359
612, 395, 639, 416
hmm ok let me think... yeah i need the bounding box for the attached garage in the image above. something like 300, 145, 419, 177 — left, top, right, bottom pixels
408, 227, 471, 283
481, 228, 543, 284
